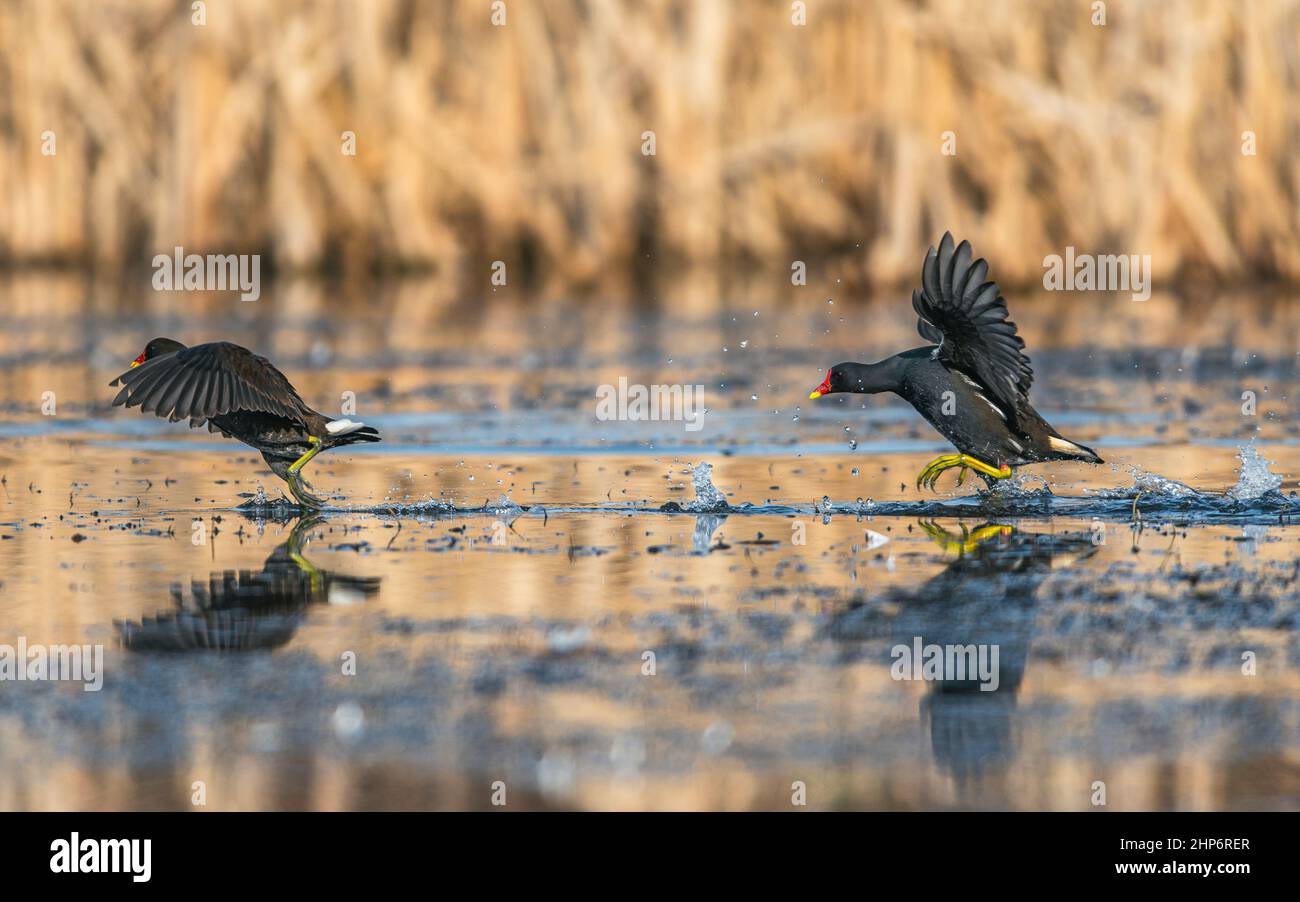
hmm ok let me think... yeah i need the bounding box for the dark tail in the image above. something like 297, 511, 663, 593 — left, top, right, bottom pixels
338, 426, 381, 446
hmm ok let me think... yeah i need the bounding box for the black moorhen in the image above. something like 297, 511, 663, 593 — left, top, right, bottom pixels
808, 233, 1102, 490
110, 338, 380, 508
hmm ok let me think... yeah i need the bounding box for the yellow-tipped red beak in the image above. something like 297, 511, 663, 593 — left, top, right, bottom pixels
809, 372, 832, 400
130, 354, 146, 368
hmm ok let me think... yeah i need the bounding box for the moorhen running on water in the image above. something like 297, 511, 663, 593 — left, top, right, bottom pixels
110, 338, 380, 508
808, 233, 1102, 490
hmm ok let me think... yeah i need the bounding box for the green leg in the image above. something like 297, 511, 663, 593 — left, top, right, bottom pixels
286, 437, 328, 509
287, 514, 326, 592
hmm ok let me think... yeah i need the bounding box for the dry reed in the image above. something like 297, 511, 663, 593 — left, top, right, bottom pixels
1, 0, 1298, 288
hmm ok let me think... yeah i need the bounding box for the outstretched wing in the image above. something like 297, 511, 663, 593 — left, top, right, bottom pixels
109, 341, 314, 426
912, 232, 1033, 423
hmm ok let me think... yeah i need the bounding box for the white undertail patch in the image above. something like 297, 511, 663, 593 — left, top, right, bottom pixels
1048, 435, 1083, 454
326, 418, 367, 435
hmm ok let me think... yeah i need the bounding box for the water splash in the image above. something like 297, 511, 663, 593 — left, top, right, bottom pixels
684, 462, 729, 512
213, 446, 1293, 526
1089, 467, 1200, 500
487, 492, 524, 518
813, 444, 1297, 524
1228, 445, 1283, 501
236, 489, 301, 515
375, 497, 458, 515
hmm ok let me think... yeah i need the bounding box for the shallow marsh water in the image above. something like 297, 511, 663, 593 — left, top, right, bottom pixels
1, 274, 1299, 810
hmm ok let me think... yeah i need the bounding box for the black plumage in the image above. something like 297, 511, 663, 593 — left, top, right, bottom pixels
809, 233, 1101, 490
110, 338, 381, 507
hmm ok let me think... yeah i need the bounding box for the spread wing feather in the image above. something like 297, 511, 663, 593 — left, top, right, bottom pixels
110, 341, 315, 425
912, 232, 1034, 424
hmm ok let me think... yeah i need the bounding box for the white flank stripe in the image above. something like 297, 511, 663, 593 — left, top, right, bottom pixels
957, 373, 1006, 421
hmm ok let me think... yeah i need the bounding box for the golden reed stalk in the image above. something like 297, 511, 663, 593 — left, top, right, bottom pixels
1, 0, 1296, 287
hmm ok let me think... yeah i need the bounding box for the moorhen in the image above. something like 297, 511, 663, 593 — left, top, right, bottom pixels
110, 338, 380, 508
809, 233, 1102, 490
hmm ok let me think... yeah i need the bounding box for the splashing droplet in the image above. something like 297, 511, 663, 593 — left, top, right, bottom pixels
686, 462, 728, 511
1228, 445, 1283, 501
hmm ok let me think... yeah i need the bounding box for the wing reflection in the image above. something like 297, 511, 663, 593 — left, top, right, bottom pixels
115, 515, 381, 652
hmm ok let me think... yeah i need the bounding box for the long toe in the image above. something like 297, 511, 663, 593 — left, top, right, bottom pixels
289, 476, 328, 509
926, 461, 949, 491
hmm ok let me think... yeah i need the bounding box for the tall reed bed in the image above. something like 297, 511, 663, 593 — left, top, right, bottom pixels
1, 0, 1297, 288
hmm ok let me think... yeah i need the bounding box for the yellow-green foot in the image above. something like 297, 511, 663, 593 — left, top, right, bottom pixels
287, 437, 327, 509
287, 473, 328, 509
916, 453, 1013, 492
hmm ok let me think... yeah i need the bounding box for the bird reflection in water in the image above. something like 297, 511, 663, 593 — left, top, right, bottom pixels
828, 520, 1096, 796
911, 521, 1095, 791
115, 515, 381, 652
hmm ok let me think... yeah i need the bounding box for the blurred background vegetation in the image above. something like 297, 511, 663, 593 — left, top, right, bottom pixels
1, 0, 1298, 291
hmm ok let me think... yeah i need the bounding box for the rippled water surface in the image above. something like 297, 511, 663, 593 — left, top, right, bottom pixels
2, 275, 1299, 810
